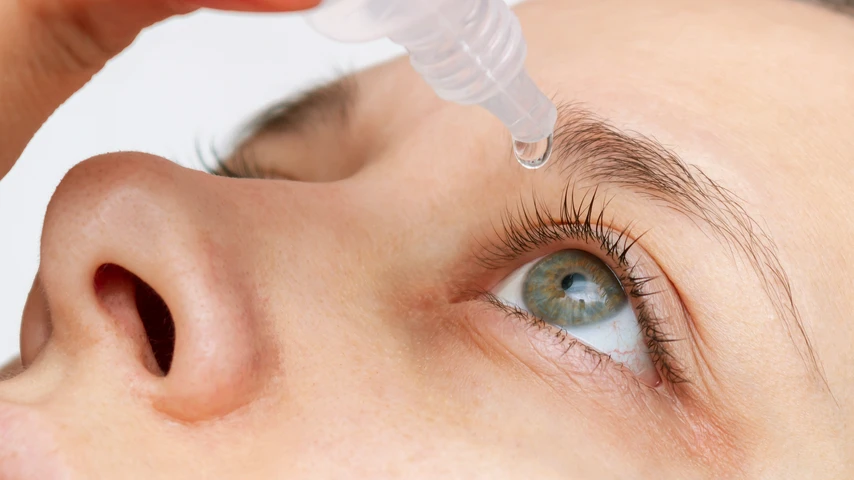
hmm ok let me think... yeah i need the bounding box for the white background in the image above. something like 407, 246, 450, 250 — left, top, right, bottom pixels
0, 10, 409, 363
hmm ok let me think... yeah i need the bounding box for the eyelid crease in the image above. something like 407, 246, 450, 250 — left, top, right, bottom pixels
544, 102, 830, 398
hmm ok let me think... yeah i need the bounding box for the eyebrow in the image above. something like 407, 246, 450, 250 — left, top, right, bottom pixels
204, 76, 357, 177
245, 75, 356, 137
812, 0, 854, 15
548, 104, 829, 393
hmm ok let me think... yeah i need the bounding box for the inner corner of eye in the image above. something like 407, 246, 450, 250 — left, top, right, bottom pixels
488, 249, 657, 383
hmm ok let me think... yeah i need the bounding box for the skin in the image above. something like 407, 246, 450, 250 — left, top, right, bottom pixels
1, 0, 852, 477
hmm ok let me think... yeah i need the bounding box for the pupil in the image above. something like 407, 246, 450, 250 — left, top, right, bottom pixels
561, 274, 575, 291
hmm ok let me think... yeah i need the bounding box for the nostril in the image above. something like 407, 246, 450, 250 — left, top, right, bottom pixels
94, 265, 176, 375
132, 275, 175, 375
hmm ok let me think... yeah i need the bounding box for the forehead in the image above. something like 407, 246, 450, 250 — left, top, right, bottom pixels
516, 0, 854, 170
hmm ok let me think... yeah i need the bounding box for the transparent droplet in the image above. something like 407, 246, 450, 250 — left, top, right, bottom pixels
513, 133, 553, 169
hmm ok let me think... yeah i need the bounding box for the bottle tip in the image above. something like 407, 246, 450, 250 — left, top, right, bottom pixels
513, 133, 554, 169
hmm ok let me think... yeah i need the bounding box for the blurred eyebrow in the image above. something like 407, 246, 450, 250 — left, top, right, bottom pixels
813, 0, 854, 16
246, 75, 356, 136
549, 104, 828, 391
201, 76, 357, 177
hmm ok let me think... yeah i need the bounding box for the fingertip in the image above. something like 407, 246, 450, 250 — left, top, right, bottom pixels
186, 0, 321, 13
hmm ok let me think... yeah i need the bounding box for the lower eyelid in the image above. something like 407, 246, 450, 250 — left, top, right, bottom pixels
471, 295, 652, 392
562, 304, 660, 386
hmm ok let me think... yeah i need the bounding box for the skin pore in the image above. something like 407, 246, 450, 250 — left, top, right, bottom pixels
1, 0, 853, 478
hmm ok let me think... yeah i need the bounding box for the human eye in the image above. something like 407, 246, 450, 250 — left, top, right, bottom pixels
477, 186, 684, 389
491, 249, 658, 386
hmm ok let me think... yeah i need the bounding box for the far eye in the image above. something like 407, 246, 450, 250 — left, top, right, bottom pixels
491, 249, 657, 384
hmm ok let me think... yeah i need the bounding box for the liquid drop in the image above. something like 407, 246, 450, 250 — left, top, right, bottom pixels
513, 133, 553, 169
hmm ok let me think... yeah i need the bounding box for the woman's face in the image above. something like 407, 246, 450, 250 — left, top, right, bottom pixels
2, 0, 852, 477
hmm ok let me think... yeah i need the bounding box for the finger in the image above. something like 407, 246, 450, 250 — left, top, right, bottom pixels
0, 0, 183, 180
188, 0, 321, 13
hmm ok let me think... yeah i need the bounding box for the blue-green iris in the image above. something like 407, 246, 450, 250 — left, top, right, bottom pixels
522, 250, 627, 327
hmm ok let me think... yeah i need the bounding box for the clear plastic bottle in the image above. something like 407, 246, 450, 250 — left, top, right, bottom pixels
306, 0, 558, 168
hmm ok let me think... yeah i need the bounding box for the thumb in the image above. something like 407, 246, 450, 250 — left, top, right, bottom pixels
0, 0, 320, 180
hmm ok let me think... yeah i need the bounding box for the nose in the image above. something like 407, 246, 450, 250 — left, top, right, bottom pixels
29, 152, 276, 421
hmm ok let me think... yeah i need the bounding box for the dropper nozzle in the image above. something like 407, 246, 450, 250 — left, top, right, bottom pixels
480, 69, 557, 168
514, 134, 554, 169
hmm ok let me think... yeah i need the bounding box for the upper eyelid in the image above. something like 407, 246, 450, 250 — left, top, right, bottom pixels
475, 185, 639, 271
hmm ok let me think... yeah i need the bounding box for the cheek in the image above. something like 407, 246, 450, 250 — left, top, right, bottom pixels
449, 301, 705, 467
0, 403, 70, 478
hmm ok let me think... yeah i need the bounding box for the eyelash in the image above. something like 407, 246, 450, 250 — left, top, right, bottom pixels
196, 142, 280, 180
476, 185, 686, 386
